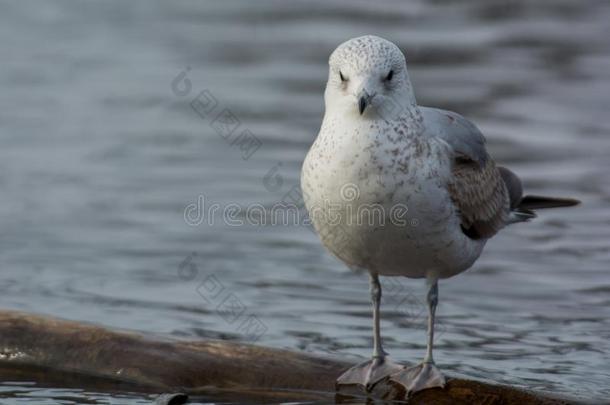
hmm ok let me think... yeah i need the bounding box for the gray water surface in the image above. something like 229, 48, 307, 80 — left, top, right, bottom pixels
1, 0, 609, 403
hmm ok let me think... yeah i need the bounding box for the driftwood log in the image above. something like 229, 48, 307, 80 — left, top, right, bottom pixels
0, 310, 582, 404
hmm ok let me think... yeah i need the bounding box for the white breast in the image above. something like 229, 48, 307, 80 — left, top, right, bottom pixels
301, 112, 485, 279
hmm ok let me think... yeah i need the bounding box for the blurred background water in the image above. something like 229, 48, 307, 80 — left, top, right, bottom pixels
0, 0, 609, 403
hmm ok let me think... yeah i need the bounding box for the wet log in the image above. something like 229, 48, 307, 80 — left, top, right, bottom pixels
0, 310, 582, 404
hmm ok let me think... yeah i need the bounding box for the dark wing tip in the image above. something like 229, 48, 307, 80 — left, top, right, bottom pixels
518, 195, 581, 210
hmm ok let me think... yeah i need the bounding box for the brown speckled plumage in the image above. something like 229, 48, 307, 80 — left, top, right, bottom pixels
448, 157, 510, 240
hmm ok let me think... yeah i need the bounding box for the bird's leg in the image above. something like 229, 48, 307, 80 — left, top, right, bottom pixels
390, 278, 445, 394
336, 274, 403, 392
371, 273, 385, 359
423, 280, 438, 364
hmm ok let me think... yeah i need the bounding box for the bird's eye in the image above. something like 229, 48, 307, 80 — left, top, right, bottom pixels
385, 70, 394, 81
339, 71, 346, 82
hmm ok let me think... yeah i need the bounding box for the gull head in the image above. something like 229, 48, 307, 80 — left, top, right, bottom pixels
325, 35, 416, 119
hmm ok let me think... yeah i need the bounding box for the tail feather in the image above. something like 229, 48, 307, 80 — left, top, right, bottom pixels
518, 195, 581, 210
498, 166, 580, 225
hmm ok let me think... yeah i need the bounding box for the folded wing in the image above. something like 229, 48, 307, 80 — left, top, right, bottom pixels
420, 107, 578, 241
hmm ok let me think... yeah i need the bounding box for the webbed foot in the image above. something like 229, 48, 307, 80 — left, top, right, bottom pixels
389, 362, 445, 394
336, 356, 404, 392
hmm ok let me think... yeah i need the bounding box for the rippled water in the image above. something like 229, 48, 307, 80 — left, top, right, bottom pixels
1, 0, 609, 403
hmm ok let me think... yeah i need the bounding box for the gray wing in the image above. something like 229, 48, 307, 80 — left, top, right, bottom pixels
420, 107, 488, 167
420, 107, 513, 239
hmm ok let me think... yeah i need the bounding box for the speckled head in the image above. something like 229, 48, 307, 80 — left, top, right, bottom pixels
326, 35, 417, 119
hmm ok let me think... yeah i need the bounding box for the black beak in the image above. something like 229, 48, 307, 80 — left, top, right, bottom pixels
358, 96, 368, 115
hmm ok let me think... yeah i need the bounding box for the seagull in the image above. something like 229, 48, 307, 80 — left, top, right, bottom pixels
300, 35, 579, 395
